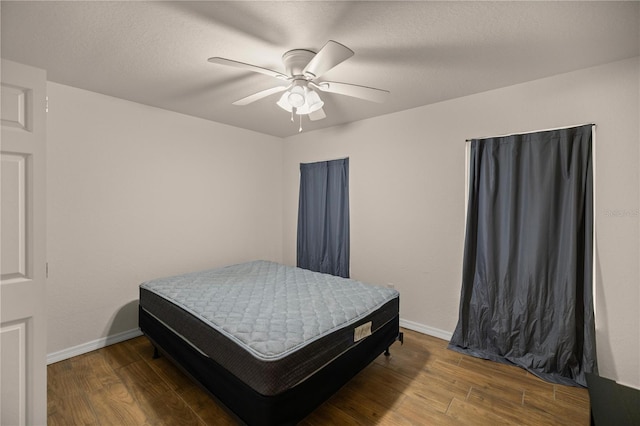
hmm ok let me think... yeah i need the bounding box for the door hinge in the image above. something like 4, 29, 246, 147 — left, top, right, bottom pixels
45, 96, 49, 113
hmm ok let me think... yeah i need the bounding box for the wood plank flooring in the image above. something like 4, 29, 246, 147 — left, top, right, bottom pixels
48, 329, 590, 425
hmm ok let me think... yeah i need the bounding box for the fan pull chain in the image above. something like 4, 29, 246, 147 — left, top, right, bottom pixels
290, 109, 294, 122
299, 114, 303, 132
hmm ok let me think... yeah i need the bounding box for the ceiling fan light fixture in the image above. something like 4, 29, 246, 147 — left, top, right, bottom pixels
277, 84, 324, 115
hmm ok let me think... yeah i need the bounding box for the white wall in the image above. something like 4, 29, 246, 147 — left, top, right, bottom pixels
282, 57, 640, 388
46, 82, 283, 356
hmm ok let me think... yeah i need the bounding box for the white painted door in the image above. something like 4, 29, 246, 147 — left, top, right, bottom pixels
1, 59, 47, 425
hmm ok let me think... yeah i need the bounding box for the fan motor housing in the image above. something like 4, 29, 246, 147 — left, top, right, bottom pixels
282, 49, 316, 77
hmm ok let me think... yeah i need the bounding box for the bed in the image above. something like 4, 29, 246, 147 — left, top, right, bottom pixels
138, 260, 402, 425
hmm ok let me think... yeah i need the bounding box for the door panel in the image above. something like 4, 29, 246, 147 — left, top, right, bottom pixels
1, 83, 29, 130
1, 154, 27, 279
1, 320, 27, 425
1, 59, 47, 426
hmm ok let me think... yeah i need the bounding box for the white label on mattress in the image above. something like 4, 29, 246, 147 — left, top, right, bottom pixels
354, 322, 372, 342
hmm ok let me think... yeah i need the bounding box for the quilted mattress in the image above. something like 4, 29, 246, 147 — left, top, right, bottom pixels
139, 260, 399, 396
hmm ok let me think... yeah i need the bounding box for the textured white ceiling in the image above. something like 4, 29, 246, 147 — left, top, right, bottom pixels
2, 1, 638, 138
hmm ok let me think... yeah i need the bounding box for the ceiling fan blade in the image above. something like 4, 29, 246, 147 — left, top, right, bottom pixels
208, 57, 288, 80
302, 40, 354, 79
232, 86, 288, 106
313, 81, 390, 103
308, 108, 326, 121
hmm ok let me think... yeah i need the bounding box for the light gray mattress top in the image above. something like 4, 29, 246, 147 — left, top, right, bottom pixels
140, 260, 399, 362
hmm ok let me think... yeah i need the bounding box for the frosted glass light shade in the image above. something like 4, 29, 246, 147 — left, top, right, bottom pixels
277, 92, 293, 112
304, 90, 324, 113
287, 86, 306, 108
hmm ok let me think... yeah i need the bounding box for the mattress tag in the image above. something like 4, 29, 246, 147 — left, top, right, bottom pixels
354, 321, 372, 342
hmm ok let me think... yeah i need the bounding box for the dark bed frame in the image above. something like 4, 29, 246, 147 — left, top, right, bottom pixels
139, 306, 402, 425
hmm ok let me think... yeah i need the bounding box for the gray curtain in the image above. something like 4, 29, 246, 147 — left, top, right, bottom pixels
297, 158, 350, 278
449, 125, 596, 387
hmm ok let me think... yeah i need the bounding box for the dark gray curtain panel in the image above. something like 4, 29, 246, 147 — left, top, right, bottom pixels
449, 124, 596, 387
297, 158, 350, 278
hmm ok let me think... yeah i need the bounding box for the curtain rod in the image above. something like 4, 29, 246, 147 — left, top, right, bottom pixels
465, 123, 596, 142
300, 156, 349, 165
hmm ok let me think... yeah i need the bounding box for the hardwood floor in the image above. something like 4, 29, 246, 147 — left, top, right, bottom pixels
48, 329, 590, 425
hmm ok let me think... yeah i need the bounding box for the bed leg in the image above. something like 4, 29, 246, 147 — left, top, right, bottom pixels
152, 346, 160, 359
384, 332, 405, 357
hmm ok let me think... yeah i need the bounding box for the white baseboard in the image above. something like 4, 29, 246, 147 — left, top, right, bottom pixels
616, 380, 640, 391
47, 328, 143, 365
400, 318, 453, 341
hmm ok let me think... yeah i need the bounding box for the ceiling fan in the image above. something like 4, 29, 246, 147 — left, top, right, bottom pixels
208, 40, 389, 131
